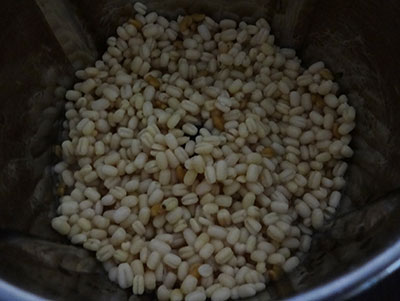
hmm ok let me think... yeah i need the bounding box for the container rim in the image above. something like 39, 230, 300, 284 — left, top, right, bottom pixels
1, 238, 400, 300
287, 237, 400, 301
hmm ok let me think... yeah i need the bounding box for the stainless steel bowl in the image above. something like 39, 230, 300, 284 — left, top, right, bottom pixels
1, 0, 400, 300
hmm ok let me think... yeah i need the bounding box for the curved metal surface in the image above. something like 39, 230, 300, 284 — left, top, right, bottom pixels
1, 0, 400, 300
288, 239, 400, 301
0, 280, 45, 301
1, 241, 400, 301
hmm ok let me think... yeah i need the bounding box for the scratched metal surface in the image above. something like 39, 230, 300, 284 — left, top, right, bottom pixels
0, 0, 400, 300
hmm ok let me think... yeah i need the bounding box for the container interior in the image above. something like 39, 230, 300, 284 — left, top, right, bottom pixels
1, 0, 400, 300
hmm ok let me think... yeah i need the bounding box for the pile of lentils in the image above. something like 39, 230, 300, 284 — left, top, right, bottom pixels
52, 2, 356, 300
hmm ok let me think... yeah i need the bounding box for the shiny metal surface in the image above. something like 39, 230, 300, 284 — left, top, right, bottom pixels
289, 236, 400, 301
1, 0, 400, 300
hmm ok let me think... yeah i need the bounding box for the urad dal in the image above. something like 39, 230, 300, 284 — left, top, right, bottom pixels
52, 2, 355, 300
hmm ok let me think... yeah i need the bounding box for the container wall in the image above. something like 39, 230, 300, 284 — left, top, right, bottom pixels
0, 0, 400, 300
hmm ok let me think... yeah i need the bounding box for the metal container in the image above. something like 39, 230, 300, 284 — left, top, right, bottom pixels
1, 0, 400, 300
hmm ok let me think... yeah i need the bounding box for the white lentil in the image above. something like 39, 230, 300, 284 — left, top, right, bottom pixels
170, 289, 184, 301
181, 275, 198, 294
238, 284, 256, 298
311, 209, 324, 229
163, 253, 182, 269
113, 206, 131, 223
199, 243, 215, 260
185, 290, 206, 301
211, 287, 231, 301
282, 256, 300, 273
198, 264, 213, 278
157, 285, 170, 301
53, 5, 355, 299
215, 247, 234, 265
117, 263, 134, 289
